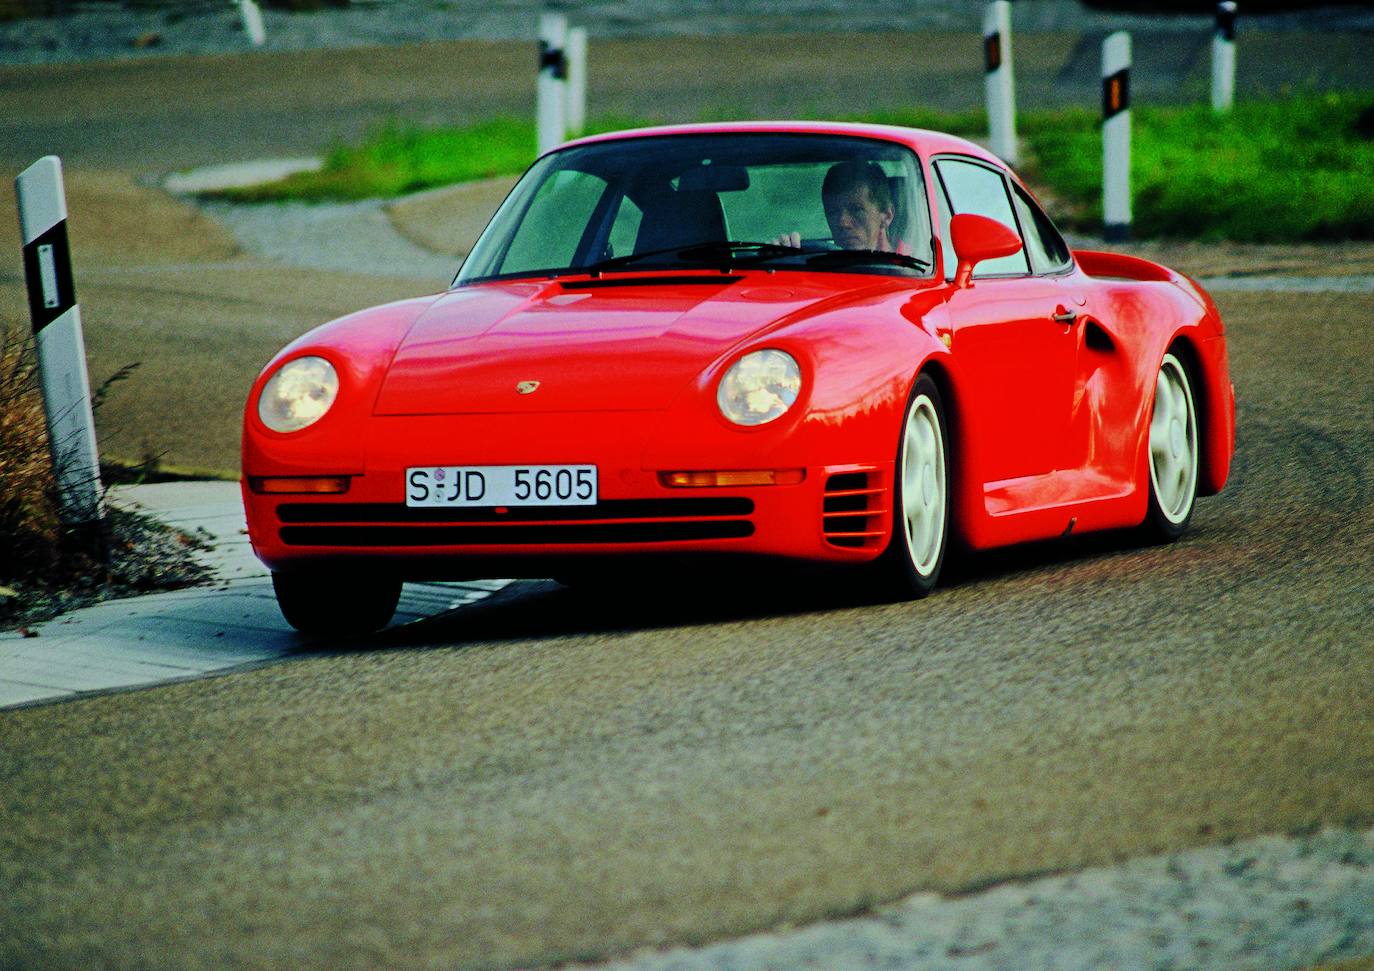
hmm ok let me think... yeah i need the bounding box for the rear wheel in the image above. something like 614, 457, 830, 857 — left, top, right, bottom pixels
1144, 351, 1200, 541
880, 373, 950, 598
271, 570, 402, 636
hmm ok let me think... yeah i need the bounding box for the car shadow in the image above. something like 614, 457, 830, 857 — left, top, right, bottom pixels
362, 524, 1173, 650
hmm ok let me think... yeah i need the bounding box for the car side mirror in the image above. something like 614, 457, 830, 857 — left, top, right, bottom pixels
950, 213, 1023, 288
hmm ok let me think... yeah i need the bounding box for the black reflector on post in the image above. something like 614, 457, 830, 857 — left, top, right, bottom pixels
1102, 68, 1130, 120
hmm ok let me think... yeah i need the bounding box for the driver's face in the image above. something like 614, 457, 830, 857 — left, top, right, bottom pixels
823, 183, 893, 250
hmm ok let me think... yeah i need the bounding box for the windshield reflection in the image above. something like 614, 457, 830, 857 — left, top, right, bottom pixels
457, 133, 932, 286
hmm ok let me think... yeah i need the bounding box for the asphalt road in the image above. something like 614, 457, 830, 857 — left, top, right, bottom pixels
1, 286, 1372, 969
1, 31, 1372, 971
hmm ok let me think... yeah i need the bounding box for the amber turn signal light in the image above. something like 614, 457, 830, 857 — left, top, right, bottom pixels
248, 476, 351, 495
659, 469, 805, 488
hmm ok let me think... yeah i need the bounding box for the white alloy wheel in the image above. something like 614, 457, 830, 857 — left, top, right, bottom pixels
1147, 351, 1199, 531
900, 390, 947, 579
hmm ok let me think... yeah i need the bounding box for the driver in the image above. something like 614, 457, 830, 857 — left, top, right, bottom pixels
774, 161, 898, 252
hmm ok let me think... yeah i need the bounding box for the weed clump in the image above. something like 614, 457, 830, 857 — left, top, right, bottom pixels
0, 323, 61, 583
0, 322, 210, 628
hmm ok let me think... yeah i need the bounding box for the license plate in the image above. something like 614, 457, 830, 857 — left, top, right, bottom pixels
405, 465, 597, 507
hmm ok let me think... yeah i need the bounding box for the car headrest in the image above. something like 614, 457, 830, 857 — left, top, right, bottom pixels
887, 175, 909, 245
635, 189, 728, 254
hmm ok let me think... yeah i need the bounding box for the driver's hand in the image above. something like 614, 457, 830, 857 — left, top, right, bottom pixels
769, 231, 802, 249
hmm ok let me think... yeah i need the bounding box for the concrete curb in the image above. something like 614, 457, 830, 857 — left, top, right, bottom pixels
0, 481, 505, 710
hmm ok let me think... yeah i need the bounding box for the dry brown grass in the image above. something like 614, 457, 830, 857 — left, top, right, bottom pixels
0, 321, 61, 582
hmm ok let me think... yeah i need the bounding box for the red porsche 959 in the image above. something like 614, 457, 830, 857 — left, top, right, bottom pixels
242, 122, 1235, 634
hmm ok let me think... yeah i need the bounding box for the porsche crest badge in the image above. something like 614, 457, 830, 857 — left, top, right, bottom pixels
516, 380, 541, 395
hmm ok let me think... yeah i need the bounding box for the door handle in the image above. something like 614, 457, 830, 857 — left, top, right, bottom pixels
1052, 309, 1078, 325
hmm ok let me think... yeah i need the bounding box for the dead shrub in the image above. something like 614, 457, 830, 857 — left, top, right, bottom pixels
0, 322, 62, 581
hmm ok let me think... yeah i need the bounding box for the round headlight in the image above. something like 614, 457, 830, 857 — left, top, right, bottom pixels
257, 356, 339, 433
717, 349, 802, 426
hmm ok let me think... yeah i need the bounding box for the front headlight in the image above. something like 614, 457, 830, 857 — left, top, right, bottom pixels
717, 349, 802, 426
257, 356, 339, 433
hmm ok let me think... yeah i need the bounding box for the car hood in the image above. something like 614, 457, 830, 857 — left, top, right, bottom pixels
372, 274, 875, 415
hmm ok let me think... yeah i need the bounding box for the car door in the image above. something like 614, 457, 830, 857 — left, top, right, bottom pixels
934, 155, 1075, 486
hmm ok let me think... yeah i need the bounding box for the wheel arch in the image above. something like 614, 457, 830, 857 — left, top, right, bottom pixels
911, 355, 972, 552
1162, 331, 1226, 498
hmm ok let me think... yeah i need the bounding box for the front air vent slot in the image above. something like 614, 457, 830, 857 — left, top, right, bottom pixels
276, 497, 755, 548
280, 520, 753, 547
278, 497, 752, 524
822, 469, 887, 550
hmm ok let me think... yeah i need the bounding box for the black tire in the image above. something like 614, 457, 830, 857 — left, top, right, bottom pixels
879, 373, 950, 598
271, 570, 402, 636
1143, 350, 1200, 542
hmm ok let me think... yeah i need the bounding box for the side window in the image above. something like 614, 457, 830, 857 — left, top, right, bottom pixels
1011, 182, 1072, 274
500, 169, 608, 274
934, 158, 1029, 277
932, 167, 955, 280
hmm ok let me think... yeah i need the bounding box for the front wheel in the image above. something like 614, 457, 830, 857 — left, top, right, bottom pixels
271, 570, 402, 636
1143, 351, 1200, 542
879, 373, 950, 598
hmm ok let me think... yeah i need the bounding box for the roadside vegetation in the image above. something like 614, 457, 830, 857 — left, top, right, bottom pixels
218, 92, 1374, 243
0, 324, 62, 584
0, 323, 208, 630
1024, 93, 1374, 242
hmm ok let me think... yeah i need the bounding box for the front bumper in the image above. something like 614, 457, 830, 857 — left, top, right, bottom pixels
244, 414, 893, 577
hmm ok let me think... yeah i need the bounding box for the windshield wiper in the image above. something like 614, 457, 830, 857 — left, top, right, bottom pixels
581, 240, 807, 275
806, 249, 931, 272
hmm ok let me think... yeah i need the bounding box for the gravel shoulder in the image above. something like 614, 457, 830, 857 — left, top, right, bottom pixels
580, 826, 1374, 971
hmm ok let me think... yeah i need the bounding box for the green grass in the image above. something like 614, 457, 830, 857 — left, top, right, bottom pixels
220, 116, 645, 203
220, 94, 1374, 242
221, 118, 537, 202
1023, 93, 1374, 242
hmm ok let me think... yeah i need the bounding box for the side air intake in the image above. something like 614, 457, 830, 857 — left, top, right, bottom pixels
822, 470, 887, 549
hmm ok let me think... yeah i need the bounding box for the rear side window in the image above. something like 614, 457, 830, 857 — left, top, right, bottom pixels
1011, 182, 1072, 274
933, 157, 1029, 278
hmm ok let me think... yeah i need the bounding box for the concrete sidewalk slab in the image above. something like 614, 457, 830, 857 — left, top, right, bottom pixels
0, 480, 507, 710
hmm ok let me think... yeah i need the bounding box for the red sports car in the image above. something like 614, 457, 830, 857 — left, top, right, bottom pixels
242, 121, 1235, 634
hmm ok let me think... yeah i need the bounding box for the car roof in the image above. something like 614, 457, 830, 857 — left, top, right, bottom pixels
556, 120, 1004, 167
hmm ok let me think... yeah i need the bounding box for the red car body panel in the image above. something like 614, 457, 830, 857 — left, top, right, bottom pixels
242, 121, 1235, 578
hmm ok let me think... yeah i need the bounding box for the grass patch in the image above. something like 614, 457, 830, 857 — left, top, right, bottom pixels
221, 94, 1374, 242
221, 118, 537, 203
220, 116, 648, 203
1024, 93, 1374, 242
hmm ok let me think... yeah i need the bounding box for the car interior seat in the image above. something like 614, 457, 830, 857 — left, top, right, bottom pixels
634, 189, 727, 254
887, 175, 909, 249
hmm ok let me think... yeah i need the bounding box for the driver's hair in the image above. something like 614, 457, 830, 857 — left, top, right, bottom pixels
822, 161, 893, 211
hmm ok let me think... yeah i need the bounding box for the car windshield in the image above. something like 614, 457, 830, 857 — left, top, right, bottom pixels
455, 133, 933, 285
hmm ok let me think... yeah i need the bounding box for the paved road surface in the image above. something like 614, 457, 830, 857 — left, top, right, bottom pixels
1, 284, 1371, 969
0, 27, 1372, 971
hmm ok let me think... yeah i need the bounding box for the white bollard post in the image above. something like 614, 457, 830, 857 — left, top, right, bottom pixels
15, 156, 104, 528
982, 0, 1018, 166
536, 12, 568, 156
237, 0, 266, 47
1102, 31, 1132, 243
1211, 1, 1236, 112
565, 26, 587, 138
